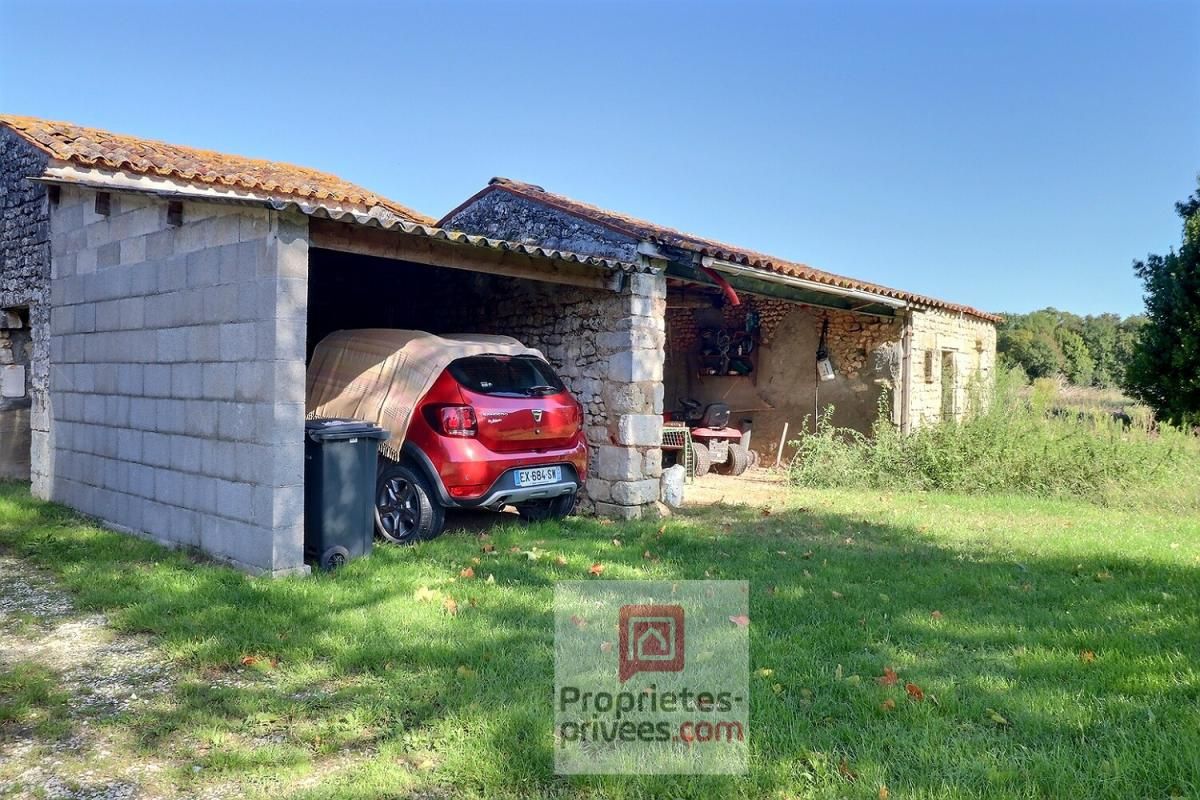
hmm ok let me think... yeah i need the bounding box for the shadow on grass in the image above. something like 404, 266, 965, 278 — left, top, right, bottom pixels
1, 480, 1197, 799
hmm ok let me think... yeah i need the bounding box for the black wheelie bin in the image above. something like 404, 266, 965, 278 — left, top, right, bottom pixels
303, 418, 387, 570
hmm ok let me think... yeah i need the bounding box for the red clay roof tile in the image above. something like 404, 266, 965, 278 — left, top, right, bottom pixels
454, 177, 999, 322
0, 115, 434, 225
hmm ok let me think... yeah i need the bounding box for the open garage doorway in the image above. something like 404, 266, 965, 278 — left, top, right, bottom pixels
301, 222, 667, 521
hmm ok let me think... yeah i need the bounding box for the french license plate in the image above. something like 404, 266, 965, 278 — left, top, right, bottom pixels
516, 466, 561, 487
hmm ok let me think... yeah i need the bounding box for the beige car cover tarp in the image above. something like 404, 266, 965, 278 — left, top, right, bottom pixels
306, 329, 544, 459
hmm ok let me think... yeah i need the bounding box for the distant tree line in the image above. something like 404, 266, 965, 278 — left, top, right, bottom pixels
996, 308, 1145, 388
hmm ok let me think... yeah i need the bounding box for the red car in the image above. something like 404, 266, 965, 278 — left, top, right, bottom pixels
373, 352, 586, 543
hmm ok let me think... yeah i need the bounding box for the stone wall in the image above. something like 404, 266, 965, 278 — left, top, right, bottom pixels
442, 189, 640, 264
45, 186, 309, 575
906, 307, 997, 427
412, 267, 666, 517
0, 127, 50, 480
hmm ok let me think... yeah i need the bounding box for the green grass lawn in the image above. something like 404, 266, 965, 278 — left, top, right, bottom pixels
1, 479, 1199, 799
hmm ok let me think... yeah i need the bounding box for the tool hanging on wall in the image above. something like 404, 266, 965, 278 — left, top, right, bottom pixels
816, 316, 836, 382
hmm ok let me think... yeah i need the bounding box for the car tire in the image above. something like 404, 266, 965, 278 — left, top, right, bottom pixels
375, 460, 445, 544
319, 546, 350, 571
516, 491, 577, 523
714, 442, 750, 476
690, 442, 712, 477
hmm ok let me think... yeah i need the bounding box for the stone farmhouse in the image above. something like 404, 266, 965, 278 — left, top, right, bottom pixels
0, 116, 998, 575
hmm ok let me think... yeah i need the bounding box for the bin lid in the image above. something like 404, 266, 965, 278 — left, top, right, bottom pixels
305, 417, 388, 442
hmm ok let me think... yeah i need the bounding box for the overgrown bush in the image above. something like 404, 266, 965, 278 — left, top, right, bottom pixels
788, 367, 1198, 502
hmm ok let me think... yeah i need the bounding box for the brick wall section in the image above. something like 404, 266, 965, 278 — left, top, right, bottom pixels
907, 307, 997, 426
421, 269, 667, 517
0, 127, 50, 480
44, 186, 309, 575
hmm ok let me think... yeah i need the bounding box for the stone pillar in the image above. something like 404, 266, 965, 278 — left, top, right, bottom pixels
588, 271, 666, 519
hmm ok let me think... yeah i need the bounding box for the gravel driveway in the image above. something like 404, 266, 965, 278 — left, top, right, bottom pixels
0, 554, 185, 799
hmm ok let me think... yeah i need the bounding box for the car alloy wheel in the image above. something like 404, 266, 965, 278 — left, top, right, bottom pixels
374, 460, 445, 544
377, 475, 420, 541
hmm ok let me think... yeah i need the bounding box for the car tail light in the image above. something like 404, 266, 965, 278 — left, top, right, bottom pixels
431, 404, 478, 437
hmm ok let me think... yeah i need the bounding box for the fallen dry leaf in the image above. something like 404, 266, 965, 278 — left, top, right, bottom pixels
905, 682, 925, 701
589, 563, 605, 576
931, 610, 944, 621
878, 667, 899, 687
443, 597, 459, 616
879, 786, 890, 800
456, 665, 476, 679
880, 698, 896, 712
554, 555, 568, 566
1080, 649, 1096, 663
460, 567, 475, 579
240, 655, 257, 667
729, 614, 751, 628
838, 758, 857, 782
481, 544, 495, 554
755, 668, 775, 678
414, 586, 439, 602
509, 546, 522, 554
611, 538, 622, 547
570, 614, 588, 629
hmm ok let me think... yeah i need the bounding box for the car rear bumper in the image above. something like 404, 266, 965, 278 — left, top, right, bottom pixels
401, 442, 583, 509
468, 464, 581, 510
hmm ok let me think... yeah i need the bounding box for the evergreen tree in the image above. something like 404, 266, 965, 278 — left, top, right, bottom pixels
1125, 180, 1200, 426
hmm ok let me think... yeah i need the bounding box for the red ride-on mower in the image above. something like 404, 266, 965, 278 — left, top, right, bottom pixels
669, 399, 750, 477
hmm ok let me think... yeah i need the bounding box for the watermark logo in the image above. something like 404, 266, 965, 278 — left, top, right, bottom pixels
555, 581, 748, 774
618, 604, 685, 682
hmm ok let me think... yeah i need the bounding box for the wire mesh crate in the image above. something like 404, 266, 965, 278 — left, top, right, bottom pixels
661, 423, 697, 480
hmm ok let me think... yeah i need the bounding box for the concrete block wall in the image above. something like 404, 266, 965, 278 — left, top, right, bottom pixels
44, 186, 309, 575
907, 308, 997, 426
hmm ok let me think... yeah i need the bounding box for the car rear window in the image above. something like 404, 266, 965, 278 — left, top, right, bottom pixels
448, 355, 566, 397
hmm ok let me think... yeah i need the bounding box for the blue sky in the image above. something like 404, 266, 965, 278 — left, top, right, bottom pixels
2, 0, 1196, 316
